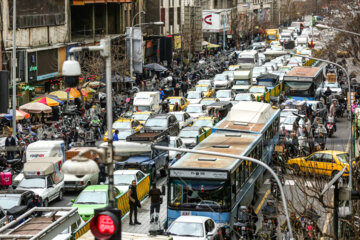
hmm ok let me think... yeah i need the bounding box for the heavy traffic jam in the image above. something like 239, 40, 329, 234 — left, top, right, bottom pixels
0, 7, 358, 240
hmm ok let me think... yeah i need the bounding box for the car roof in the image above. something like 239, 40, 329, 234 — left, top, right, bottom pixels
114, 170, 139, 175
196, 84, 210, 87
115, 118, 132, 122
174, 216, 211, 223
316, 150, 347, 155
187, 104, 204, 107
181, 126, 202, 131
149, 114, 169, 119
167, 96, 183, 99
0, 189, 31, 195
216, 89, 231, 92
133, 111, 152, 115
83, 185, 108, 191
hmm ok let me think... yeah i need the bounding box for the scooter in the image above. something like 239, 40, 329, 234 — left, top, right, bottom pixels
326, 116, 335, 137
233, 207, 254, 239
7, 158, 23, 174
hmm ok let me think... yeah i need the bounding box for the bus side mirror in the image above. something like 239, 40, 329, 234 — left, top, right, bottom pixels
162, 185, 166, 195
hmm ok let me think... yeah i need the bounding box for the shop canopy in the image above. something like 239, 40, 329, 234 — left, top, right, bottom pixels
50, 91, 75, 101
33, 96, 63, 106
1, 110, 30, 121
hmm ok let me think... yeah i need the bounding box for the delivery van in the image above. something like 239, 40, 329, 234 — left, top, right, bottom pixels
26, 140, 65, 162
133, 92, 160, 113
17, 157, 64, 207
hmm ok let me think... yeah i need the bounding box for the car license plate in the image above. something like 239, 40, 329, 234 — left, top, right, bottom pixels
181, 211, 191, 216
128, 168, 136, 170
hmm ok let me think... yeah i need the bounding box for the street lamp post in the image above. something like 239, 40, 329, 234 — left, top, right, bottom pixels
65, 39, 115, 206
152, 145, 295, 240
291, 53, 353, 194
12, 0, 16, 137
316, 24, 360, 37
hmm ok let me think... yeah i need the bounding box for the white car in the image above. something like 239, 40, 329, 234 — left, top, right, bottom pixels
197, 79, 214, 87
186, 91, 203, 104
171, 112, 194, 129
185, 104, 207, 119
63, 173, 99, 192
215, 90, 235, 102
167, 216, 218, 240
178, 126, 206, 148
113, 170, 148, 193
316, 81, 342, 96
213, 74, 231, 90
169, 136, 185, 160
234, 93, 256, 102
280, 115, 305, 132
280, 109, 298, 124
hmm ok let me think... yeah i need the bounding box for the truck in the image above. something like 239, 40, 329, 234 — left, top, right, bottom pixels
26, 140, 65, 162
102, 130, 169, 181
232, 70, 252, 94
17, 157, 64, 207
238, 50, 259, 69
0, 207, 83, 240
265, 29, 279, 44
133, 91, 161, 113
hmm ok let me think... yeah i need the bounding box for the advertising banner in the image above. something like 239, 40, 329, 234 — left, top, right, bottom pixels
174, 35, 182, 50
202, 9, 231, 33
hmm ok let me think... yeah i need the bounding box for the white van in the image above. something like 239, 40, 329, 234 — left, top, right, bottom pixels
232, 70, 252, 94
26, 140, 65, 162
133, 91, 160, 113
17, 157, 65, 207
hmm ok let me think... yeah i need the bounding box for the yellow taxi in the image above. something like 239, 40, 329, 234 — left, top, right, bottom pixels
167, 96, 189, 111
249, 86, 268, 100
104, 118, 142, 141
288, 150, 351, 177
195, 84, 215, 98
192, 116, 219, 129
131, 111, 154, 125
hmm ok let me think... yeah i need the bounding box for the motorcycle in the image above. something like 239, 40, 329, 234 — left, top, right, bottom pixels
326, 116, 335, 137
6, 158, 23, 174
233, 206, 255, 239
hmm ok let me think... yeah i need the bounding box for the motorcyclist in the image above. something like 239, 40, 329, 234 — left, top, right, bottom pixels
91, 116, 101, 126
27, 194, 42, 216
324, 87, 332, 97
329, 99, 337, 132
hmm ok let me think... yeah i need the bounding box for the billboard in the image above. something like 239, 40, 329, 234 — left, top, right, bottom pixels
202, 9, 231, 33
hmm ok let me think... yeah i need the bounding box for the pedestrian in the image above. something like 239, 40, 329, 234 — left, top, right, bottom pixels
113, 130, 119, 141
173, 102, 181, 111
149, 183, 162, 223
128, 180, 141, 225
308, 136, 315, 154
329, 100, 337, 132
181, 81, 188, 97
5, 133, 16, 160
174, 83, 181, 96
16, 121, 23, 133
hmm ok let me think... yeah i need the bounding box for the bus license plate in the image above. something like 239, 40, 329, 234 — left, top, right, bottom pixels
181, 211, 191, 216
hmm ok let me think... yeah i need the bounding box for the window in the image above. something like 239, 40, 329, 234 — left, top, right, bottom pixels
47, 177, 53, 188
177, 7, 181, 25
308, 153, 322, 162
136, 172, 145, 182
322, 154, 334, 163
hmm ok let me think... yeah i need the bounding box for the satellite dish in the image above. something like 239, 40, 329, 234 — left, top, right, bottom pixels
321, 166, 347, 196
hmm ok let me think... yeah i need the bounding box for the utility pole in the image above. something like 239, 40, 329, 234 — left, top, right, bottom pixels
223, 14, 226, 51
12, 0, 17, 137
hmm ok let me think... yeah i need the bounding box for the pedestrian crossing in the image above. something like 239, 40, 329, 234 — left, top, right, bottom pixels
264, 178, 334, 188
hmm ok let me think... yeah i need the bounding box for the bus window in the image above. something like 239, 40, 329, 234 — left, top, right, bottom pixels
235, 168, 240, 192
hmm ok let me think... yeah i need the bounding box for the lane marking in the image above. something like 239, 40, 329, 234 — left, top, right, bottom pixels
255, 189, 270, 214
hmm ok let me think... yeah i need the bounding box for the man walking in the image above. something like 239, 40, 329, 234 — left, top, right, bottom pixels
5, 133, 16, 159
128, 180, 141, 225
149, 183, 162, 223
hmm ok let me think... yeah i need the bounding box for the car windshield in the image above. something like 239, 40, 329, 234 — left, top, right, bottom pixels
168, 222, 204, 237
250, 87, 266, 93
114, 174, 135, 185
280, 111, 296, 118
112, 121, 131, 129
0, 196, 20, 210
18, 178, 45, 189
337, 153, 349, 164
235, 94, 252, 101
187, 92, 202, 99
283, 116, 297, 125
168, 98, 181, 105
169, 179, 231, 210
214, 75, 226, 81
132, 114, 150, 121
200, 100, 215, 106
324, 82, 339, 88
173, 114, 184, 122
133, 106, 150, 112
235, 80, 249, 85
179, 130, 199, 138
117, 131, 133, 140
186, 106, 203, 113
216, 91, 231, 98
238, 58, 255, 64
193, 119, 213, 127
196, 86, 208, 92
75, 191, 107, 204
145, 118, 167, 127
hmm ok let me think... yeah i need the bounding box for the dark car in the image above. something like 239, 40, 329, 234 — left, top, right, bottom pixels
143, 114, 180, 136
0, 190, 35, 219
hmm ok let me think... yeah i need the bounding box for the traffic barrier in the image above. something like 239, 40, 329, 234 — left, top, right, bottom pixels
71, 219, 91, 239
196, 128, 212, 144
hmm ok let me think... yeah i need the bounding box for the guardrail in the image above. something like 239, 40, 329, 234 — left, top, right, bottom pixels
69, 175, 151, 239
196, 128, 212, 144
256, 82, 283, 103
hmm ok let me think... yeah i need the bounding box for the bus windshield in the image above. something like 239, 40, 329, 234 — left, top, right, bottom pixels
168, 179, 231, 210
284, 81, 314, 97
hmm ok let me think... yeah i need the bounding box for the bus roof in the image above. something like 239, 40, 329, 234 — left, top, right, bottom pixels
285, 66, 322, 78
171, 132, 258, 170
217, 101, 278, 133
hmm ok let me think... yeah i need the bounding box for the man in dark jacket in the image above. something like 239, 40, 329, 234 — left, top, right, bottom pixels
5, 133, 16, 159
149, 183, 162, 223
128, 180, 141, 225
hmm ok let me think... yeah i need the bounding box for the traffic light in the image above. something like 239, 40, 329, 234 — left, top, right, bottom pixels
90, 207, 121, 240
